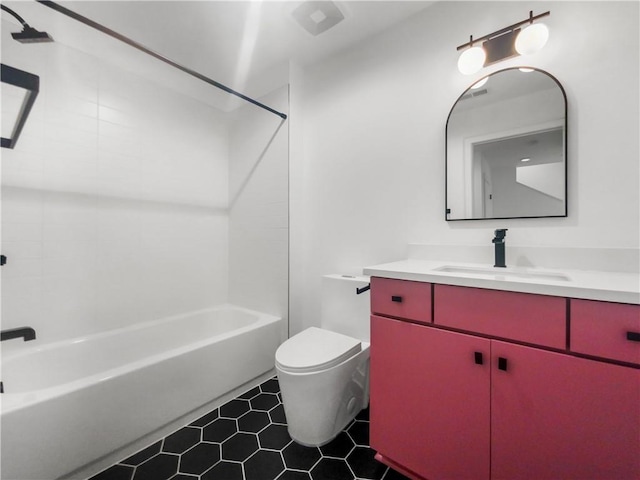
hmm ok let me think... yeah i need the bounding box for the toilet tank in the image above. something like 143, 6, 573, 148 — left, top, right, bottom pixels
320, 274, 371, 343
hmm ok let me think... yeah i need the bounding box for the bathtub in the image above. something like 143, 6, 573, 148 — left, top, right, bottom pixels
0, 305, 283, 480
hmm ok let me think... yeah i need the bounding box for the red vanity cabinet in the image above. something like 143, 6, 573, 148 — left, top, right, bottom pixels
491, 341, 639, 480
370, 315, 491, 480
369, 277, 640, 480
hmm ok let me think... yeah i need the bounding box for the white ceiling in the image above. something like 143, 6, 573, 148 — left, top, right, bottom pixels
2, 0, 435, 111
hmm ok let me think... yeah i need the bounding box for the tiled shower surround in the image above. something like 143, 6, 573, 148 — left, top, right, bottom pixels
90, 377, 409, 480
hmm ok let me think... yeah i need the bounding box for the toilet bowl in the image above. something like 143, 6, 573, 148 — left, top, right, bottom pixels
276, 327, 370, 446
275, 274, 371, 446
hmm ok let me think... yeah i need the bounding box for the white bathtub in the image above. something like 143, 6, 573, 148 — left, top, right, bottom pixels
0, 305, 283, 480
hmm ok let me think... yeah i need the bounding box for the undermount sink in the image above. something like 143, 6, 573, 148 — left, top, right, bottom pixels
434, 265, 571, 282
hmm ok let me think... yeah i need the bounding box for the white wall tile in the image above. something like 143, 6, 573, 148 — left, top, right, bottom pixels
1, 258, 43, 279
228, 87, 289, 326
1, 222, 42, 243
1, 188, 44, 224
2, 241, 42, 260
1, 150, 45, 176
1, 276, 43, 326
2, 38, 233, 342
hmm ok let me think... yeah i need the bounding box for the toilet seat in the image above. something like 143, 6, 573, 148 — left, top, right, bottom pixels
276, 327, 361, 374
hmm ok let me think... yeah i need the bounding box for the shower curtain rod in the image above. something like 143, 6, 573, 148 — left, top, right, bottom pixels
36, 0, 288, 120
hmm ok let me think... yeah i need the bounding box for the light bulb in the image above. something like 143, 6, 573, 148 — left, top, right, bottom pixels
515, 23, 549, 55
458, 46, 486, 75
471, 77, 488, 89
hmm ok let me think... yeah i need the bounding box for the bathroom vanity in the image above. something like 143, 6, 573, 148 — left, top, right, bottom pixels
364, 260, 640, 480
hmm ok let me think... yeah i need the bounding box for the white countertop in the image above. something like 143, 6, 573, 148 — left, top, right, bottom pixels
363, 259, 640, 304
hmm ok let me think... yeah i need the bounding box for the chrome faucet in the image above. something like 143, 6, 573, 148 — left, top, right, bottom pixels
492, 229, 508, 268
1, 327, 36, 342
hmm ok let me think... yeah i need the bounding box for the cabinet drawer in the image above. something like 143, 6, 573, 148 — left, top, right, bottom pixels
434, 284, 566, 349
371, 277, 432, 324
571, 299, 640, 365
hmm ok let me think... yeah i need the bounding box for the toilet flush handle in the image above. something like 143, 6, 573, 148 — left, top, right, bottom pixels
356, 284, 370, 295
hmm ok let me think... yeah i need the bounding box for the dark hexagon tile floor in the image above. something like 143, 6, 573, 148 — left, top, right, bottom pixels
89, 377, 410, 480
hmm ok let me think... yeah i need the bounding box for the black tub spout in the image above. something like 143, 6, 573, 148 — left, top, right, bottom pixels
1, 327, 36, 342
492, 229, 508, 268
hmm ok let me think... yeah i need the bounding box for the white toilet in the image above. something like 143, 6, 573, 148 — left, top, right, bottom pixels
275, 274, 371, 447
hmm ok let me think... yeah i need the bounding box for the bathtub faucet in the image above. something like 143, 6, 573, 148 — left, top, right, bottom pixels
492, 229, 508, 268
1, 327, 36, 342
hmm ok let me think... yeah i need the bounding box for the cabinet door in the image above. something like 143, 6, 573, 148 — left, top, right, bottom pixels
491, 341, 640, 480
370, 316, 491, 480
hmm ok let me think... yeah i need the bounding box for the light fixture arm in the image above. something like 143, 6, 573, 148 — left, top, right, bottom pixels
456, 10, 550, 51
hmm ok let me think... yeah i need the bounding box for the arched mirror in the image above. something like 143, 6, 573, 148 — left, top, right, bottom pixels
445, 67, 567, 220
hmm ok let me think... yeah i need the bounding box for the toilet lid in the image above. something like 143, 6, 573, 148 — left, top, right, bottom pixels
275, 327, 361, 373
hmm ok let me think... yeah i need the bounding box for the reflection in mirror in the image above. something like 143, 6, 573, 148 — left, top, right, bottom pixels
446, 67, 567, 220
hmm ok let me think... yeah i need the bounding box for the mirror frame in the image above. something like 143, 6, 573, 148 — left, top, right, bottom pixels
445, 67, 568, 221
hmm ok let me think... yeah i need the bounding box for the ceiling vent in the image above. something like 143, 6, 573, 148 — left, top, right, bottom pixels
292, 1, 345, 36
460, 88, 488, 101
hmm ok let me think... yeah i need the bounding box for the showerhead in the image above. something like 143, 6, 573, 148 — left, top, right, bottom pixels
1, 5, 54, 43
11, 25, 54, 43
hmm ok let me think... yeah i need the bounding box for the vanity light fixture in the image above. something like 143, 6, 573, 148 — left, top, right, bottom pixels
457, 38, 486, 75
515, 21, 549, 55
456, 10, 550, 75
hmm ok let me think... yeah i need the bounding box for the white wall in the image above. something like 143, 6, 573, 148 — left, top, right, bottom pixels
290, 1, 639, 334
228, 86, 289, 339
1, 33, 230, 344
